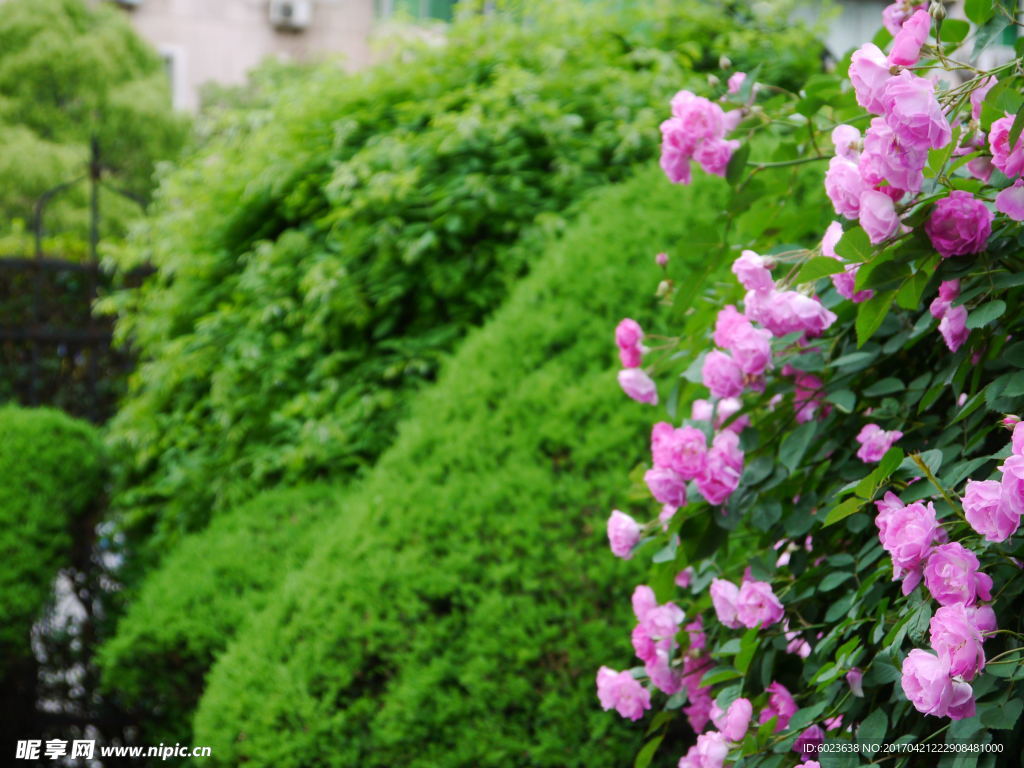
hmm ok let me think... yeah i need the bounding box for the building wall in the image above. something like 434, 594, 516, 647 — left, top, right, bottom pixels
111, 0, 376, 111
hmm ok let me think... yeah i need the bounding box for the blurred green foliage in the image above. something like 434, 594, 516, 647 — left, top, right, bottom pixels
0, 0, 186, 251
99, 150, 826, 763
0, 406, 106, 656
102, 0, 823, 562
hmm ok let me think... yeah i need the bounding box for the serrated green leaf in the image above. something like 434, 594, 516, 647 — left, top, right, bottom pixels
779, 421, 817, 474
835, 226, 872, 262
895, 268, 931, 311
980, 698, 1023, 729
796, 256, 845, 284
858, 708, 887, 752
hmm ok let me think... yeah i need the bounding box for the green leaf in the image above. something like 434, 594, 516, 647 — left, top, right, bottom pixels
633, 735, 664, 768
966, 299, 1006, 329
863, 377, 904, 397
826, 389, 856, 413
856, 290, 896, 347
796, 256, 845, 284
736, 628, 760, 674
895, 268, 931, 311
965, 0, 994, 25
1011, 104, 1024, 156
819, 571, 853, 591
938, 19, 970, 44
980, 698, 1023, 729
779, 421, 817, 474
726, 142, 751, 185
834, 226, 872, 262
823, 497, 863, 527
858, 708, 887, 751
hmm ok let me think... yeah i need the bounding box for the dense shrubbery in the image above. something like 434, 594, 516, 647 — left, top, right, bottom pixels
98, 484, 338, 743
595, 4, 1024, 766
0, 407, 106, 745
101, 0, 822, 559
164, 161, 825, 767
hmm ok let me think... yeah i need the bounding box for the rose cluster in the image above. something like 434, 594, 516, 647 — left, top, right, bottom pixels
660, 90, 742, 185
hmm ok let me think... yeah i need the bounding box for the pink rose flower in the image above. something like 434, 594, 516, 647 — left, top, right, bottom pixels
695, 138, 740, 177
849, 43, 892, 115
883, 1, 925, 35
1013, 421, 1024, 455
615, 318, 644, 368
746, 290, 837, 338
596, 666, 651, 721
859, 189, 900, 244
793, 725, 825, 760
692, 397, 748, 433
792, 370, 829, 423
710, 578, 742, 629
644, 466, 687, 507
651, 421, 678, 469
970, 76, 996, 120
758, 682, 797, 731
847, 667, 864, 697
702, 350, 744, 399
923, 542, 994, 606
727, 323, 773, 376
732, 250, 774, 293
607, 510, 641, 559
967, 156, 995, 183
711, 697, 752, 742
996, 180, 1024, 222
901, 649, 975, 719
668, 426, 709, 479
930, 603, 987, 681
736, 580, 784, 628
656, 252, 669, 266
999, 454, 1024, 516
695, 438, 743, 505
938, 304, 969, 353
618, 368, 658, 405
647, 657, 684, 696
632, 584, 658, 622
660, 118, 694, 185
728, 71, 747, 94
825, 156, 869, 219
877, 500, 939, 594
859, 117, 926, 193
925, 191, 993, 258
887, 9, 930, 66
677, 731, 729, 768
929, 279, 960, 319
831, 124, 861, 159
672, 91, 726, 141
713, 304, 751, 348
855, 423, 904, 463
990, 114, 1024, 178
822, 220, 843, 259
882, 71, 952, 151
676, 567, 694, 589
964, 478, 1021, 542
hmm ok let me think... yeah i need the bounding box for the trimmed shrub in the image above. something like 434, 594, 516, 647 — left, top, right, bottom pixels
185, 161, 826, 767
102, 0, 822, 557
0, 406, 106, 655
98, 484, 338, 743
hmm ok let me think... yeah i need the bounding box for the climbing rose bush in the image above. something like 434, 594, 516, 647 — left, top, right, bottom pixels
601, 3, 1024, 764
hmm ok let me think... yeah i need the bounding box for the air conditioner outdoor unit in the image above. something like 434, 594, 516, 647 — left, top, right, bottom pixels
269, 0, 313, 31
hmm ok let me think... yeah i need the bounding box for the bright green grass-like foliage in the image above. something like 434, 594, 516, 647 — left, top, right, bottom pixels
0, 0, 186, 246
184, 163, 827, 767
0, 406, 105, 655
102, 0, 822, 555
98, 484, 338, 743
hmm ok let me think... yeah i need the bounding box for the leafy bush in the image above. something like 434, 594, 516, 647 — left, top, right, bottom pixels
102, 0, 822, 558
0, 0, 186, 245
0, 406, 106, 656
593, 6, 1024, 767
179, 160, 825, 767
98, 484, 338, 743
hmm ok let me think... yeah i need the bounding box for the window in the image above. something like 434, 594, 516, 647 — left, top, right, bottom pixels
376, 0, 457, 21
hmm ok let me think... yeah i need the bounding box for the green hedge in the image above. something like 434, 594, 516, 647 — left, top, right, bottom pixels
0, 406, 106, 656
102, 0, 821, 558
181, 162, 827, 767
98, 484, 338, 743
